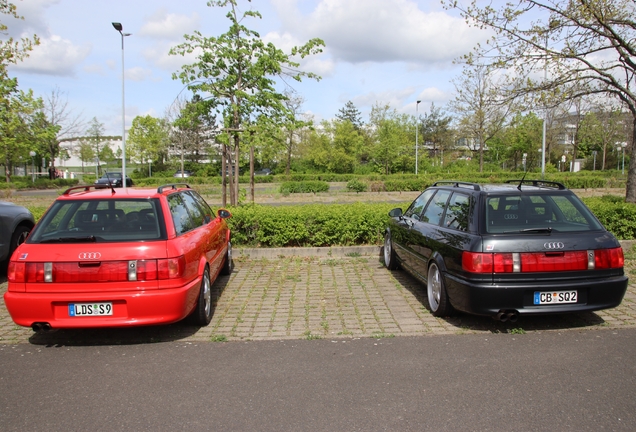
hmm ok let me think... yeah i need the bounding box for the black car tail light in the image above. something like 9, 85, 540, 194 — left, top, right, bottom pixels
463, 247, 624, 273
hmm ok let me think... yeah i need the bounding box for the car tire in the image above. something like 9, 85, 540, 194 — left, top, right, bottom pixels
427, 262, 453, 317
220, 241, 233, 275
191, 266, 213, 326
10, 225, 31, 257
383, 231, 399, 270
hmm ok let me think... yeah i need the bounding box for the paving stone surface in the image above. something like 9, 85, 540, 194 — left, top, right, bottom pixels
1, 253, 635, 346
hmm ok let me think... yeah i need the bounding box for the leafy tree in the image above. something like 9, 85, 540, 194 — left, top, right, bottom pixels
170, 0, 324, 205
446, 0, 636, 201
127, 114, 170, 175
335, 101, 364, 130
0, 1, 40, 182
85, 118, 111, 176
579, 106, 631, 170
420, 103, 453, 166
0, 84, 43, 182
75, 140, 94, 173
368, 104, 412, 174
503, 112, 543, 171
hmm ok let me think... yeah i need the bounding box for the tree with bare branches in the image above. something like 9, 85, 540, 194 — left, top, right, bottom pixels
445, 0, 636, 201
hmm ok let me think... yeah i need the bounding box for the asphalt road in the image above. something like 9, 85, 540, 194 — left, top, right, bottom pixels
1, 329, 635, 431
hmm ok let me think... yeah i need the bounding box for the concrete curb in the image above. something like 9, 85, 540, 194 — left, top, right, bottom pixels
235, 240, 635, 259
235, 245, 381, 258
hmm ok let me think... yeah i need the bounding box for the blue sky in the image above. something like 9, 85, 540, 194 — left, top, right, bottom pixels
5, 0, 490, 136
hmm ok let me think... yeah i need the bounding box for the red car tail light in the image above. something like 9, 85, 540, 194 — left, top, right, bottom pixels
595, 247, 624, 269
157, 256, 186, 279
8, 262, 26, 283
463, 248, 624, 274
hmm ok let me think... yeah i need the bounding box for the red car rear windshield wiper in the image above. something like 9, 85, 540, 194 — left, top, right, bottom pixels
39, 236, 97, 243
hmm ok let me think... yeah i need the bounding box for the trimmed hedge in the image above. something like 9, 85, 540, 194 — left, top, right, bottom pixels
279, 181, 330, 195
227, 202, 406, 247
224, 197, 636, 247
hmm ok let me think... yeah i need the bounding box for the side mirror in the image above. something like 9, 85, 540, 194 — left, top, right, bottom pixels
217, 209, 232, 219
388, 208, 403, 218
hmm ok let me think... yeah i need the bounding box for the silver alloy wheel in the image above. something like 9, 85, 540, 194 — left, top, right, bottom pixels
203, 269, 211, 318
383, 233, 392, 266
427, 263, 441, 312
227, 241, 232, 265
16, 229, 29, 246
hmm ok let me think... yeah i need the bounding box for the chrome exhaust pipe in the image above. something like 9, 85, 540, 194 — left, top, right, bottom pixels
496, 311, 508, 322
508, 312, 519, 323
31, 323, 42, 332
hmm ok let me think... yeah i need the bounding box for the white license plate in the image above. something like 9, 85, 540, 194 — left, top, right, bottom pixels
533, 291, 577, 305
69, 302, 113, 317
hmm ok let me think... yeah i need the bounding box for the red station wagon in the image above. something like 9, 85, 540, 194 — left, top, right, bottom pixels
4, 183, 232, 331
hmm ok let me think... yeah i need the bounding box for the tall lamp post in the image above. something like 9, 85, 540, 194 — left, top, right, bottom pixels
415, 100, 421, 175
29, 151, 35, 183
112, 22, 131, 190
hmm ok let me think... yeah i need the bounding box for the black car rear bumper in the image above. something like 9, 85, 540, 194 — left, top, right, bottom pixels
445, 273, 629, 316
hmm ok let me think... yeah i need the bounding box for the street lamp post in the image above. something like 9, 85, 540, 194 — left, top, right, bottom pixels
112, 22, 131, 190
29, 151, 35, 183
415, 100, 421, 175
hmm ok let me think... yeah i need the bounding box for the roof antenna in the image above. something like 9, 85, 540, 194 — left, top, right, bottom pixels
105, 171, 116, 193
517, 172, 527, 191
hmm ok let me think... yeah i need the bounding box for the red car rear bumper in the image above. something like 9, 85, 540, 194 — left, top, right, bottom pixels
4, 278, 201, 329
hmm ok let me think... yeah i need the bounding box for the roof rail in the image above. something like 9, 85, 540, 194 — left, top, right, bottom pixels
432, 181, 481, 191
62, 185, 116, 195
157, 183, 191, 193
504, 179, 566, 190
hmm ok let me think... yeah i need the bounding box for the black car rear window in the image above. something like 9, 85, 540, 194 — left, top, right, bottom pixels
485, 193, 603, 233
28, 198, 166, 243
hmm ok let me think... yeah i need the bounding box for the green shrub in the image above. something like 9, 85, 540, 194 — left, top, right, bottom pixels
346, 179, 367, 193
227, 202, 407, 247
279, 181, 330, 195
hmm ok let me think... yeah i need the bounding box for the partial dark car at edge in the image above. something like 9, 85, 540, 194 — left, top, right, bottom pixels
383, 180, 628, 322
0, 201, 35, 266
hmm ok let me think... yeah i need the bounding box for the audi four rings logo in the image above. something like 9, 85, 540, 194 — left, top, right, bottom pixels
543, 242, 565, 250
79, 252, 101, 260
504, 213, 518, 220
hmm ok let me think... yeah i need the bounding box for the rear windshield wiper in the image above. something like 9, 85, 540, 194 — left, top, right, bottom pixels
503, 227, 553, 234
39, 236, 97, 243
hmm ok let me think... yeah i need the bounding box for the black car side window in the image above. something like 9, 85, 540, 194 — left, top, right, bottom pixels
443, 193, 470, 231
404, 189, 436, 221
421, 190, 451, 225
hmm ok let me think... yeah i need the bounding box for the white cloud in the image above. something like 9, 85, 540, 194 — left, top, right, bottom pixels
126, 66, 154, 82
83, 63, 105, 75
142, 42, 200, 72
11, 35, 91, 76
139, 9, 200, 40
273, 0, 488, 65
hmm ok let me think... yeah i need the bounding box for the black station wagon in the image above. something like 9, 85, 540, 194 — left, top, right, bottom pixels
383, 180, 628, 321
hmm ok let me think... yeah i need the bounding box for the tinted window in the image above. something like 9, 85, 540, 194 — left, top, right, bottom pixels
188, 191, 213, 222
485, 193, 603, 233
168, 193, 195, 235
443, 193, 470, 231
28, 199, 164, 243
404, 189, 436, 221
422, 190, 451, 226
181, 192, 206, 227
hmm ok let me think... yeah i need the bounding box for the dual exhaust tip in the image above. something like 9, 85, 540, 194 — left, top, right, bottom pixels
495, 310, 519, 323
31, 322, 52, 333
